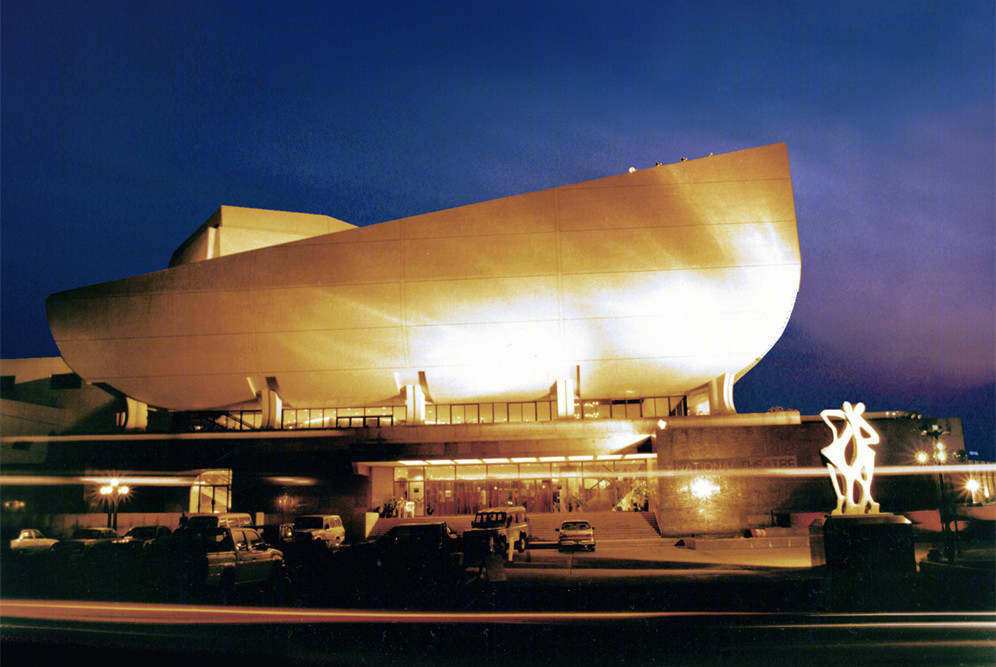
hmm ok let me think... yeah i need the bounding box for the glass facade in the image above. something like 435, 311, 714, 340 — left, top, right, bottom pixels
387, 458, 654, 517
213, 395, 688, 431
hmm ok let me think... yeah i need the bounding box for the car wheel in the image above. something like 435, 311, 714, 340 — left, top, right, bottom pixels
515, 536, 525, 553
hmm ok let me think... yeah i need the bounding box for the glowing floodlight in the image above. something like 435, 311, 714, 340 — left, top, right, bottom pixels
820, 401, 880, 515
965, 478, 982, 503
689, 477, 719, 500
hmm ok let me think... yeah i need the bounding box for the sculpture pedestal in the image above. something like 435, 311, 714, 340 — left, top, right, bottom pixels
809, 514, 916, 571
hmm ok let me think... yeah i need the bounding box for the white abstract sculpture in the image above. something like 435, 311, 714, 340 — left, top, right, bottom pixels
820, 401, 881, 515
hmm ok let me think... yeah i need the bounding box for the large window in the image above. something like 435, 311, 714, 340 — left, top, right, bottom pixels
212, 394, 685, 431
387, 459, 652, 516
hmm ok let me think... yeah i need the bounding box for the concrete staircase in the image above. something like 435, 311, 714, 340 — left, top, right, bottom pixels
366, 511, 660, 542
527, 511, 660, 542
366, 515, 475, 540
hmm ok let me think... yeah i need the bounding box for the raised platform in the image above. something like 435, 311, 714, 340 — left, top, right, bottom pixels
810, 513, 916, 571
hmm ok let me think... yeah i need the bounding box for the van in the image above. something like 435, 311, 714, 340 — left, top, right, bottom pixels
464, 506, 529, 562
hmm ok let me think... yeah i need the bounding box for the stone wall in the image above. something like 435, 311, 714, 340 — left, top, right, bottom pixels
654, 416, 955, 536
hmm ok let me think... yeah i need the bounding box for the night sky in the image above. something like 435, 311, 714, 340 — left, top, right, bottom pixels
2, 1, 993, 458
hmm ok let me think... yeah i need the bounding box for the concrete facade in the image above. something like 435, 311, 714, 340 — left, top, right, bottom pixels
9, 144, 972, 537
45, 144, 799, 414
655, 415, 965, 535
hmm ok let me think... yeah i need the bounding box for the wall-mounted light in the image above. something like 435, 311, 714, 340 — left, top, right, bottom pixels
689, 477, 719, 500
965, 478, 982, 504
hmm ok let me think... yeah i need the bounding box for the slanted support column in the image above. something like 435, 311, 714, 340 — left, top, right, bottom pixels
250, 375, 284, 429
555, 377, 575, 419
404, 384, 426, 425
115, 397, 148, 431
707, 372, 736, 416
260, 385, 283, 429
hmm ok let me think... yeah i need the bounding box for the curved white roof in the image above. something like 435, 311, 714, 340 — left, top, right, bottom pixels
47, 143, 800, 411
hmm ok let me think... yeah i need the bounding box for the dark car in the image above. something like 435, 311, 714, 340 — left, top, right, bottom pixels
144, 523, 286, 603
50, 527, 118, 557
114, 525, 172, 550
330, 522, 465, 606
48, 527, 120, 590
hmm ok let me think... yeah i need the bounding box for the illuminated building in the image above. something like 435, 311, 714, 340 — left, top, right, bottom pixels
2, 144, 972, 535
45, 143, 799, 418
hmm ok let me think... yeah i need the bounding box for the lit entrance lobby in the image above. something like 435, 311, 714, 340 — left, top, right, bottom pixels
370, 455, 656, 517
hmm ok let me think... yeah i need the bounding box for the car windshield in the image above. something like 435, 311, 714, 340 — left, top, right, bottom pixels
472, 512, 505, 527
71, 529, 107, 539
561, 522, 590, 530
124, 527, 159, 540
185, 516, 218, 531
294, 517, 324, 529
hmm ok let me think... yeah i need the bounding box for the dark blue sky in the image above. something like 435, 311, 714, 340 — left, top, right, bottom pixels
3, 1, 993, 457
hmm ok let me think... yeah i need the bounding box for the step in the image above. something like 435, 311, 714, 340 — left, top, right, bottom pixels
366, 511, 660, 542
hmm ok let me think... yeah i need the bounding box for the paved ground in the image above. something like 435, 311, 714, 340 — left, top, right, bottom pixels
488, 535, 994, 614
3, 533, 993, 666
514, 535, 942, 569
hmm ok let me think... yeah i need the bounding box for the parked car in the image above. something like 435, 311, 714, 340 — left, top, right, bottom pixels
464, 506, 529, 562
556, 520, 596, 551
50, 527, 117, 556
185, 512, 253, 530
292, 514, 345, 548
279, 522, 294, 541
148, 524, 285, 602
48, 527, 120, 588
208, 527, 285, 592
9, 529, 59, 553
332, 522, 465, 605
113, 525, 172, 550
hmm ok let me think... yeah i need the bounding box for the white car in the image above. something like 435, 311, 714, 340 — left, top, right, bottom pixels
292, 515, 345, 548
556, 521, 596, 552
9, 528, 58, 553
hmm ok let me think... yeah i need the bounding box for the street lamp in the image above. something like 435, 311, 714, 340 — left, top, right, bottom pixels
99, 478, 130, 531
918, 423, 963, 562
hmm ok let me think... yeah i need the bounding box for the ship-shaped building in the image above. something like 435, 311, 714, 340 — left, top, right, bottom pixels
3, 144, 963, 538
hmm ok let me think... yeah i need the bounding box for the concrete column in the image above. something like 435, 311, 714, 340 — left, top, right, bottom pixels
707, 372, 736, 415
116, 397, 148, 431
370, 466, 395, 510
555, 377, 575, 419
404, 383, 426, 425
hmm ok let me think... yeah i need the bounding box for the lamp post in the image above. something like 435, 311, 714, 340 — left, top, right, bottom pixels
100, 479, 130, 532
918, 423, 963, 562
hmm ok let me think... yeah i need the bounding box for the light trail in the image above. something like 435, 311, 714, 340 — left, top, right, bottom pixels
4, 464, 992, 486
2, 600, 994, 629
